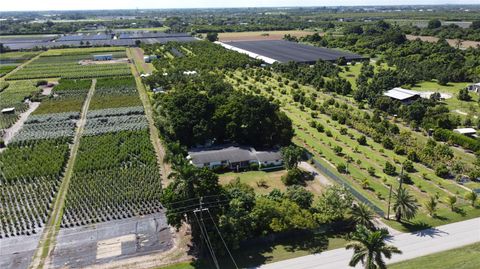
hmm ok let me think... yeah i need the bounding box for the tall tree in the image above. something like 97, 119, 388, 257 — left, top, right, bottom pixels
346, 225, 402, 269
280, 145, 304, 170
393, 188, 418, 222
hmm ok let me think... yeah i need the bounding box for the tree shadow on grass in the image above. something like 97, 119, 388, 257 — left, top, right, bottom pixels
196, 230, 342, 269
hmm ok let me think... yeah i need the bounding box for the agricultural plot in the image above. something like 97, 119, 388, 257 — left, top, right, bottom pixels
0, 138, 70, 237
6, 51, 130, 80
33, 79, 92, 114
11, 112, 79, 142
84, 106, 148, 135
88, 76, 142, 109
0, 80, 40, 129
226, 69, 480, 229
0, 51, 39, 77
62, 130, 162, 227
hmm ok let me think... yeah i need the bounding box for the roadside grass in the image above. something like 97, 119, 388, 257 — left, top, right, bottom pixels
390, 242, 480, 269
156, 262, 195, 269
157, 231, 347, 269
226, 68, 480, 231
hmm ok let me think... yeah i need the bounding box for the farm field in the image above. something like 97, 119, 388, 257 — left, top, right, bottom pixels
226, 67, 480, 231
217, 30, 315, 41
0, 46, 173, 269
6, 49, 130, 80
0, 80, 41, 129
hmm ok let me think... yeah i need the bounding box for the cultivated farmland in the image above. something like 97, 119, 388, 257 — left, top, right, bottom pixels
6, 51, 131, 80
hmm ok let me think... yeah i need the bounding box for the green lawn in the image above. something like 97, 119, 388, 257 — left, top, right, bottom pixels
390, 242, 480, 269
157, 231, 348, 269
412, 80, 478, 117
156, 262, 195, 269
219, 169, 324, 196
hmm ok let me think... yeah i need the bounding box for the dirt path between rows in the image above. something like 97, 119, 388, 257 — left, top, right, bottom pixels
128, 48, 171, 186
2, 101, 40, 144
29, 79, 96, 269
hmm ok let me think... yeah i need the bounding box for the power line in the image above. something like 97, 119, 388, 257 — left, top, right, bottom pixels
207, 208, 238, 269
193, 200, 220, 269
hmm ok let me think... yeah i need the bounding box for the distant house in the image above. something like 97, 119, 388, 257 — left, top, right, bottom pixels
453, 128, 478, 138
466, 83, 480, 93
93, 54, 113, 61
187, 145, 283, 171
1, 107, 15, 114
144, 55, 158, 63
183, 70, 197, 76
383, 87, 421, 104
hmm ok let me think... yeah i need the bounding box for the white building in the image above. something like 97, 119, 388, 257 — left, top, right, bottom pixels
466, 83, 480, 93
383, 87, 421, 104
453, 128, 478, 138
187, 145, 283, 171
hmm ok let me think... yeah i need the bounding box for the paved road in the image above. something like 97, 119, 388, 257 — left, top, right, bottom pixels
256, 217, 480, 269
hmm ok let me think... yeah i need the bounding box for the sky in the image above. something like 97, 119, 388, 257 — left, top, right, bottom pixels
1, 0, 480, 12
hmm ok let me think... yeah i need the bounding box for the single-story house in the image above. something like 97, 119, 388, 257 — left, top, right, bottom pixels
1, 107, 15, 114
466, 83, 480, 93
453, 128, 478, 138
383, 87, 421, 104
93, 54, 113, 61
187, 145, 283, 171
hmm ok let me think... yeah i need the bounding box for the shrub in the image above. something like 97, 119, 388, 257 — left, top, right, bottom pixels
435, 164, 450, 178
383, 161, 396, 176
367, 166, 376, 176
382, 137, 394, 150
357, 135, 367, 145
281, 168, 305, 185
337, 163, 347, 173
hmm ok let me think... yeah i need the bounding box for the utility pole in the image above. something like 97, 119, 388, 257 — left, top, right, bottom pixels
386, 184, 392, 220
194, 197, 220, 269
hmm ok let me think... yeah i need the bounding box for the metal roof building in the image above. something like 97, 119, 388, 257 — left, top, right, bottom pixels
217, 40, 367, 64
383, 87, 421, 104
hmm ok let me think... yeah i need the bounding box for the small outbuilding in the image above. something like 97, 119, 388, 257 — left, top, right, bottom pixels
453, 128, 478, 138
1, 107, 15, 114
466, 83, 480, 93
93, 54, 113, 61
383, 87, 421, 104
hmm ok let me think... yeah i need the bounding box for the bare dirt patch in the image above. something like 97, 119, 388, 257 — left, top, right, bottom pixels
406, 35, 480, 49
218, 30, 317, 42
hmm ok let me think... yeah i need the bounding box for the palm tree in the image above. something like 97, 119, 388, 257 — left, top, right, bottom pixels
351, 202, 376, 229
346, 225, 402, 269
424, 195, 438, 217
465, 191, 478, 207
393, 187, 418, 222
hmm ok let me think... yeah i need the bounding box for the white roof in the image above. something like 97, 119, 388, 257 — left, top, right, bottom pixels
215, 41, 278, 65
383, 87, 420, 101
453, 128, 477, 134
1, 107, 15, 113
